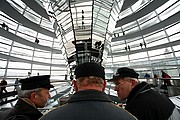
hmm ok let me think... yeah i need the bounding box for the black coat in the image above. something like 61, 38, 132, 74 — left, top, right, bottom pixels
0, 99, 43, 120
41, 90, 137, 120
125, 82, 175, 120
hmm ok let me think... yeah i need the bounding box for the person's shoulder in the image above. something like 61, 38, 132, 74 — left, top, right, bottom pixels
6, 115, 31, 120
40, 104, 67, 119
109, 103, 137, 120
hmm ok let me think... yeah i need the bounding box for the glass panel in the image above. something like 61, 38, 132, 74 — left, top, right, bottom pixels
175, 51, 180, 57
138, 12, 156, 25
158, 1, 180, 21
17, 25, 37, 37
166, 22, 180, 36
16, 32, 35, 43
0, 59, 7, 68
7, 0, 24, 14
112, 55, 129, 62
148, 48, 172, 57
0, 69, 5, 76
11, 44, 33, 60
31, 70, 50, 76
129, 52, 148, 60
140, 17, 159, 30
33, 50, 51, 63
24, 11, 41, 24
6, 69, 30, 77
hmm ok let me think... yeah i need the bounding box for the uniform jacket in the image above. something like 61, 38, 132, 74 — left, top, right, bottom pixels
0, 98, 43, 120
41, 90, 137, 120
125, 82, 175, 120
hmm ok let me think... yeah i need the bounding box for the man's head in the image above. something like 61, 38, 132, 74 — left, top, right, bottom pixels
108, 67, 139, 100
73, 62, 106, 92
19, 75, 54, 108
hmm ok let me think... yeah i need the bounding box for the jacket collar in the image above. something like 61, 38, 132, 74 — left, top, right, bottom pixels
127, 82, 151, 103
14, 98, 43, 118
21, 98, 36, 108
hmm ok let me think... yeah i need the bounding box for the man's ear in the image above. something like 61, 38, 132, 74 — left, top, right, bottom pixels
30, 92, 36, 102
72, 80, 78, 92
131, 79, 138, 88
102, 80, 106, 92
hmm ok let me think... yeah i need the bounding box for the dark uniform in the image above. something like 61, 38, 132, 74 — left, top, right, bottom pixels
125, 82, 175, 120
41, 90, 137, 120
0, 99, 43, 120
0, 75, 54, 120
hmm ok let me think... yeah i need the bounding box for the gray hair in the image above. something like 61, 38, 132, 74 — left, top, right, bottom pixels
18, 88, 42, 98
123, 77, 139, 81
121, 77, 140, 84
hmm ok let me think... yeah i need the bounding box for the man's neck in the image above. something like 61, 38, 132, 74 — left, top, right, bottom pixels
20, 98, 36, 108
78, 86, 103, 92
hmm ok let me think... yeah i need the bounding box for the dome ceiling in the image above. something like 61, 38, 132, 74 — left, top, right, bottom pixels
0, 0, 180, 80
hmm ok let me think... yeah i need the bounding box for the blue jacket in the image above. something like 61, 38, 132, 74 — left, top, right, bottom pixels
41, 90, 137, 120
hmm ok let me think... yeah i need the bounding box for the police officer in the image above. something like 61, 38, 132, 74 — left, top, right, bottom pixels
0, 75, 54, 120
109, 67, 175, 120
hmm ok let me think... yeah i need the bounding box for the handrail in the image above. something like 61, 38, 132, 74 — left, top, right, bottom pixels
0, 80, 71, 88
107, 78, 180, 81
0, 91, 17, 99
0, 83, 20, 88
